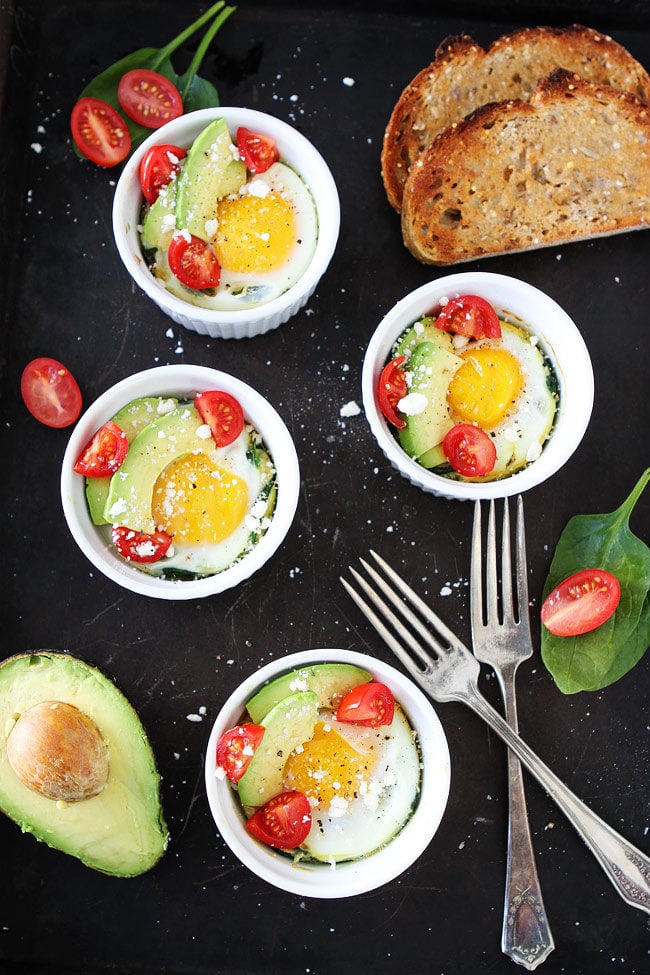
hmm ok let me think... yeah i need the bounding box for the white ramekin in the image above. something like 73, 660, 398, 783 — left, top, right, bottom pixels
204, 648, 451, 898
362, 272, 594, 500
60, 364, 300, 599
112, 108, 340, 339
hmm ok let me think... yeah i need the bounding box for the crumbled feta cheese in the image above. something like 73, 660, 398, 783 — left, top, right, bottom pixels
340, 400, 361, 417
397, 392, 427, 416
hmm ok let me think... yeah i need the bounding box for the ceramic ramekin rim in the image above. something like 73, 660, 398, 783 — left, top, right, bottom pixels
112, 107, 340, 328
60, 364, 300, 599
204, 647, 451, 898
362, 272, 594, 500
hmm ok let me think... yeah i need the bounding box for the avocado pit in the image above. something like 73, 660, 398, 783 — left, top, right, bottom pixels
6, 700, 109, 802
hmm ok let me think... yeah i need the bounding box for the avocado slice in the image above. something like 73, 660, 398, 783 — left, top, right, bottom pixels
141, 179, 178, 251
246, 663, 372, 725
175, 117, 246, 241
398, 341, 463, 459
85, 396, 178, 526
0, 652, 168, 877
238, 691, 319, 808
104, 405, 214, 533
393, 316, 455, 360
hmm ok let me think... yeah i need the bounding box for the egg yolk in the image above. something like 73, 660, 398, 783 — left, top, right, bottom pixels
152, 453, 249, 544
447, 348, 523, 428
213, 192, 296, 274
283, 722, 378, 806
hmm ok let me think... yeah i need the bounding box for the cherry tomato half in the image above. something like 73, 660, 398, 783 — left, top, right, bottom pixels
336, 681, 395, 728
246, 791, 312, 850
195, 390, 245, 448
216, 724, 265, 782
139, 143, 187, 205
117, 69, 183, 129
71, 97, 131, 168
541, 569, 621, 637
435, 295, 502, 340
73, 421, 128, 478
168, 232, 221, 290
236, 127, 280, 174
20, 357, 82, 428
377, 356, 408, 430
442, 424, 497, 477
111, 526, 173, 564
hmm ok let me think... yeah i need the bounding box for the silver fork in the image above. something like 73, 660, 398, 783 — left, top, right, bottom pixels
341, 551, 650, 916
471, 498, 553, 969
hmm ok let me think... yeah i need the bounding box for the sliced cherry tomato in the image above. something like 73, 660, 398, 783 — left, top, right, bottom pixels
435, 295, 502, 340
541, 569, 621, 637
139, 144, 187, 205
378, 355, 408, 430
111, 526, 173, 564
442, 424, 497, 477
70, 97, 131, 168
195, 390, 245, 447
236, 126, 280, 174
20, 357, 82, 428
246, 791, 312, 850
168, 232, 221, 290
216, 724, 265, 782
117, 69, 183, 129
73, 421, 128, 477
336, 681, 395, 728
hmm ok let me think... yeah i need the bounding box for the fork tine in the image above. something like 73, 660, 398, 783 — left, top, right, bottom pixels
340, 575, 432, 685
499, 497, 514, 620
515, 495, 531, 630
359, 558, 448, 660
470, 500, 484, 630
369, 549, 465, 650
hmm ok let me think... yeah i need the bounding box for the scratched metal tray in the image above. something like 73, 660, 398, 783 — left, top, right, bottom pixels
0, 2, 648, 973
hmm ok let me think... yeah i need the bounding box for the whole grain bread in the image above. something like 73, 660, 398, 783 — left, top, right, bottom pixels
382, 24, 650, 211
400, 69, 650, 265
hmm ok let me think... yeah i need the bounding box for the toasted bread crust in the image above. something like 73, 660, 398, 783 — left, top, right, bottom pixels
400, 70, 650, 265
381, 24, 650, 211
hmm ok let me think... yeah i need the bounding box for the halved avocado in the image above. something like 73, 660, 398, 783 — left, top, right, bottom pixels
0, 652, 168, 877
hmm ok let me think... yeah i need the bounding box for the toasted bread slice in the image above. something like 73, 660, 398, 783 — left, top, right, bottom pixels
400, 70, 650, 265
382, 24, 650, 211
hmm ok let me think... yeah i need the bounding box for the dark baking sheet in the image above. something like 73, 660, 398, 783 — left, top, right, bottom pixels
1, 2, 649, 973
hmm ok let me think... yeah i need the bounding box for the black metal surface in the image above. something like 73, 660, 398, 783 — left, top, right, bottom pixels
0, 2, 649, 973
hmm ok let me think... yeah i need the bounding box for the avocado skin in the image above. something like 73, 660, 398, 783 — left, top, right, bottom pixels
0, 652, 168, 877
246, 663, 372, 724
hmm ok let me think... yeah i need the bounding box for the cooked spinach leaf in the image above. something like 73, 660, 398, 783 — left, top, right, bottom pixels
541, 468, 650, 693
74, 1, 235, 159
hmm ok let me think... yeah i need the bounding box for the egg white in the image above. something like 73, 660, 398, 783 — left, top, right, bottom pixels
452, 322, 558, 478
145, 427, 274, 578
158, 162, 318, 311
292, 704, 421, 863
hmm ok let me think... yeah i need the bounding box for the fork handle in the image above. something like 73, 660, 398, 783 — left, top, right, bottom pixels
500, 677, 554, 969
464, 683, 650, 914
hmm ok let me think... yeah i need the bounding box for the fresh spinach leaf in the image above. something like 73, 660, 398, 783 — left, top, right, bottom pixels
541, 468, 650, 693
74, 1, 235, 159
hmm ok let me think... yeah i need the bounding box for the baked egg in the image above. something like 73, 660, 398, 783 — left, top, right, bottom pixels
283, 704, 421, 862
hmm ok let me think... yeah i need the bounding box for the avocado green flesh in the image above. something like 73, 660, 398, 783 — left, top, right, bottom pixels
238, 691, 319, 807
141, 181, 178, 252
246, 663, 372, 725
0, 652, 167, 877
398, 341, 463, 459
86, 397, 179, 527
393, 317, 454, 360
174, 117, 246, 241
104, 405, 213, 533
